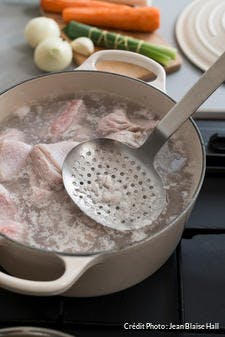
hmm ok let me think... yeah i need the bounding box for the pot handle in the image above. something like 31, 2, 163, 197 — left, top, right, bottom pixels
0, 253, 100, 296
76, 50, 166, 92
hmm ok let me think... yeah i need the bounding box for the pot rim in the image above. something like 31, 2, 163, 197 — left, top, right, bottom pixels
0, 70, 206, 257
0, 327, 74, 337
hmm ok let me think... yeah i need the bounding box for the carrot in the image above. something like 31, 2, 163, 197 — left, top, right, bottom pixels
96, 0, 147, 5
40, 0, 127, 13
62, 6, 160, 32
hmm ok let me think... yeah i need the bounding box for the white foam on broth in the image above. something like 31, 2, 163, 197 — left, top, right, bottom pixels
0, 91, 195, 254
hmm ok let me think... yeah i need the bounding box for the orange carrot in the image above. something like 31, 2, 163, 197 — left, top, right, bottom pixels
96, 0, 147, 5
40, 0, 127, 13
62, 6, 160, 32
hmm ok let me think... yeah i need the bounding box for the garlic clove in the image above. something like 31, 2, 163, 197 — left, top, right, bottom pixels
71, 37, 95, 57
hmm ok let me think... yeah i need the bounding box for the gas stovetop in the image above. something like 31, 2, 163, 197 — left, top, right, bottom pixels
0, 120, 225, 337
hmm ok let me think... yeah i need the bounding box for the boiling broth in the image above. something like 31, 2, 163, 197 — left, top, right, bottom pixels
0, 91, 194, 254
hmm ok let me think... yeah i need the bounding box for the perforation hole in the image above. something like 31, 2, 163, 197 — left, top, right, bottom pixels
69, 143, 164, 230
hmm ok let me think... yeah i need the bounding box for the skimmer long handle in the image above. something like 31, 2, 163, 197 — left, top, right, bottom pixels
142, 50, 225, 156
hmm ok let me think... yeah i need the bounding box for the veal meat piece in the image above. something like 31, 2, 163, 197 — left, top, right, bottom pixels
0, 140, 32, 182
28, 168, 55, 207
0, 184, 17, 221
49, 99, 86, 137
0, 220, 25, 241
0, 184, 24, 241
30, 141, 79, 190
30, 185, 54, 208
107, 130, 147, 148
97, 108, 150, 136
0, 128, 25, 142
107, 117, 158, 148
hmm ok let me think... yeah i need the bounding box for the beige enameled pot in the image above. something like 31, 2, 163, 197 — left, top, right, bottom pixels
0, 50, 205, 297
0, 327, 74, 337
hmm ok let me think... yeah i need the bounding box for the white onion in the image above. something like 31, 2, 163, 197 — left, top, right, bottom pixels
71, 37, 94, 56
34, 37, 73, 72
24, 17, 60, 48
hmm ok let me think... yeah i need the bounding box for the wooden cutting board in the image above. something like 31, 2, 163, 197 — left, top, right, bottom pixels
43, 11, 182, 80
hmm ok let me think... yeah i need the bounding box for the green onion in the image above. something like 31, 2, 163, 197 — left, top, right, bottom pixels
63, 21, 177, 67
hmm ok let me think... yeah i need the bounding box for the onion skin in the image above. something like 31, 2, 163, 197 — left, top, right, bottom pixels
34, 37, 73, 72
25, 17, 61, 48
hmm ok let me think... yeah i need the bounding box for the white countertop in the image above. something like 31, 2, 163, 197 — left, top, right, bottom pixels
0, 0, 224, 116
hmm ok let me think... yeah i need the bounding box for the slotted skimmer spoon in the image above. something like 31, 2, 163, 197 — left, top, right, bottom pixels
63, 51, 225, 231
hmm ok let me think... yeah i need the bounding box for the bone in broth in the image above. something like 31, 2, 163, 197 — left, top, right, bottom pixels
0, 92, 194, 253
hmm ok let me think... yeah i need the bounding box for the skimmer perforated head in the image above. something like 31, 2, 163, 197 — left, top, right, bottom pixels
63, 139, 166, 231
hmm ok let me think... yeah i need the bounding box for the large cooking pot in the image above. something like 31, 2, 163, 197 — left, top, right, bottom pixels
0, 327, 74, 337
0, 50, 205, 297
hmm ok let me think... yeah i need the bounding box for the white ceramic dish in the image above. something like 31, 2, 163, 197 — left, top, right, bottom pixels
176, 0, 225, 71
